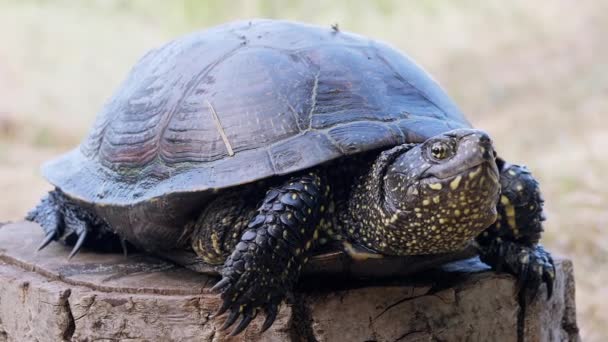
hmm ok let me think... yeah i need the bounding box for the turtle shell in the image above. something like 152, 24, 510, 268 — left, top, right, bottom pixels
44, 19, 470, 206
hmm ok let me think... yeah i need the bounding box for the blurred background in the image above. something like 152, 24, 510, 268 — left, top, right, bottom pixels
0, 0, 605, 339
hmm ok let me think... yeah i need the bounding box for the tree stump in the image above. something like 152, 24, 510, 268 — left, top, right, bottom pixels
0, 222, 579, 342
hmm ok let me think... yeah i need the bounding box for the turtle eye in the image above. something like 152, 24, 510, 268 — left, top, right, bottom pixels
430, 141, 450, 160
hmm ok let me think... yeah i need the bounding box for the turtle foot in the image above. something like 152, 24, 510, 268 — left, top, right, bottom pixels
481, 240, 555, 303
212, 226, 294, 335
27, 189, 120, 258
212, 244, 285, 336
27, 190, 66, 252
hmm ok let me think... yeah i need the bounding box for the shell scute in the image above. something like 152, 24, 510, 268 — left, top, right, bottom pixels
44, 19, 470, 205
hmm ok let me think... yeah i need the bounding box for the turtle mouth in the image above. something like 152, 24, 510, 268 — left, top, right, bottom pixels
419, 160, 499, 185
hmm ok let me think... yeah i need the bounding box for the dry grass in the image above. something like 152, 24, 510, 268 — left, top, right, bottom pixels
0, 0, 606, 339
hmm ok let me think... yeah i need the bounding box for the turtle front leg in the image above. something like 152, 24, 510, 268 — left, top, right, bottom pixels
27, 189, 121, 257
476, 159, 555, 303
213, 172, 327, 335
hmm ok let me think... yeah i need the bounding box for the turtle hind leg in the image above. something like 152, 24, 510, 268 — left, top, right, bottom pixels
26, 189, 122, 258
26, 190, 65, 250
190, 190, 257, 266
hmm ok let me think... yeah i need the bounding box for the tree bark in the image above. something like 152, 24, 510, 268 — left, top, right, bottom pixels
0, 222, 579, 342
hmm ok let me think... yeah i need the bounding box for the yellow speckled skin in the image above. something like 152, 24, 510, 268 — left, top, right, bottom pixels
340, 130, 499, 256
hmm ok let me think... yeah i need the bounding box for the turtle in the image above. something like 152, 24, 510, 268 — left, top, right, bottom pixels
26, 19, 555, 335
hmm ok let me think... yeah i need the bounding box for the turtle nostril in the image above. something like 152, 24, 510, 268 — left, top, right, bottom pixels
477, 134, 493, 150
482, 148, 494, 161
478, 134, 492, 145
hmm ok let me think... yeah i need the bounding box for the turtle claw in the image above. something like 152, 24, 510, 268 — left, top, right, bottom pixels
261, 304, 278, 332
217, 301, 257, 336
543, 265, 555, 299
515, 252, 530, 294
220, 309, 240, 331
230, 309, 256, 336
37, 232, 57, 251
211, 277, 231, 293
214, 297, 231, 317
68, 229, 87, 260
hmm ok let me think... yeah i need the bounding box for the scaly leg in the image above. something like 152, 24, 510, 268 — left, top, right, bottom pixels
212, 171, 327, 335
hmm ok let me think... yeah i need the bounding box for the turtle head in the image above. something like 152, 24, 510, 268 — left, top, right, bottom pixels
377, 128, 501, 254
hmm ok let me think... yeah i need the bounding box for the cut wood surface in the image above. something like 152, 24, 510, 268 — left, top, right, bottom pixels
0, 222, 579, 341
